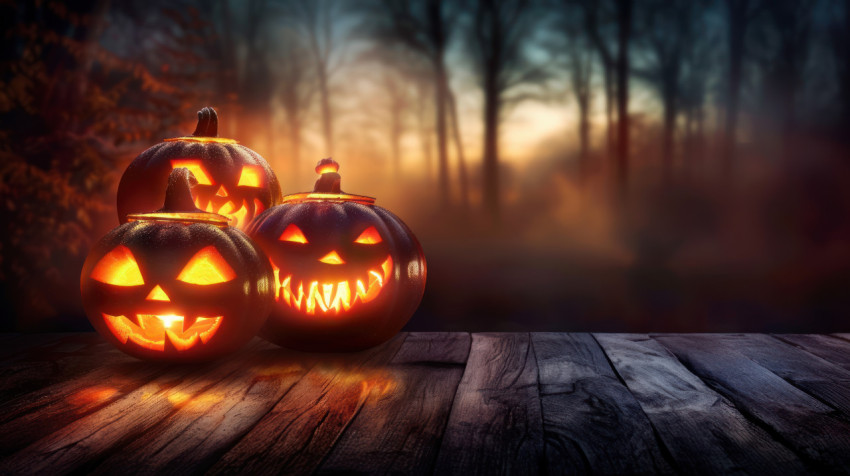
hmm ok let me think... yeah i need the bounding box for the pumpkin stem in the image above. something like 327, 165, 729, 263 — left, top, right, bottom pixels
159, 168, 204, 213
313, 157, 342, 193
192, 107, 219, 137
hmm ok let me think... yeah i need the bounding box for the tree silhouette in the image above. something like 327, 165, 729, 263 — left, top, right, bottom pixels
722, 0, 764, 178
828, 0, 850, 131
634, 0, 704, 182
467, 0, 547, 220
357, 0, 458, 208
274, 25, 315, 187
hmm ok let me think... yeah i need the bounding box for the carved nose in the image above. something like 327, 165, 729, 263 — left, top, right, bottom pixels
215, 185, 229, 197
319, 251, 345, 265
146, 285, 170, 302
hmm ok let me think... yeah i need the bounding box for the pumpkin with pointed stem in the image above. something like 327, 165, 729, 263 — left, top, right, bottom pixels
82, 168, 274, 361
117, 107, 282, 230
247, 158, 427, 352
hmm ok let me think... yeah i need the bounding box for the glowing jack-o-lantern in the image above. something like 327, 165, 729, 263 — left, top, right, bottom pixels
82, 168, 274, 361
247, 158, 426, 352
116, 107, 282, 230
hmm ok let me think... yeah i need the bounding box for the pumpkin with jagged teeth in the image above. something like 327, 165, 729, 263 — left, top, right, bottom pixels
82, 168, 274, 361
117, 107, 282, 230
247, 158, 427, 352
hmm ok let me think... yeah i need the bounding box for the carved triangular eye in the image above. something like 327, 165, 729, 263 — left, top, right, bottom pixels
354, 226, 382, 244
177, 246, 235, 285
237, 165, 264, 187
91, 245, 145, 286
171, 160, 213, 185
280, 224, 308, 243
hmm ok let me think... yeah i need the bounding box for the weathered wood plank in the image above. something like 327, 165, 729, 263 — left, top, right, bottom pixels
390, 332, 470, 365
0, 352, 168, 456
0, 340, 266, 475
663, 334, 850, 416
317, 332, 471, 475
207, 334, 407, 476
0, 334, 125, 405
595, 333, 808, 475
775, 334, 850, 372
89, 343, 306, 475
657, 335, 850, 474
433, 333, 544, 475
533, 333, 673, 475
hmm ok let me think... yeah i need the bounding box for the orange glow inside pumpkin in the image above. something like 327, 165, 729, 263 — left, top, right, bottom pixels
319, 251, 345, 265
170, 160, 213, 185
271, 256, 393, 315
177, 246, 236, 285
237, 165, 264, 187
104, 313, 223, 351
146, 285, 170, 301
91, 245, 145, 286
280, 224, 308, 243
354, 226, 383, 244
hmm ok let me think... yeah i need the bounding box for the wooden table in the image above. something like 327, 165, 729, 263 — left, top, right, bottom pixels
0, 333, 849, 475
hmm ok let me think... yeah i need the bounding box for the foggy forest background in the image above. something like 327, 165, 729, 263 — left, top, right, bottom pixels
2, 0, 850, 333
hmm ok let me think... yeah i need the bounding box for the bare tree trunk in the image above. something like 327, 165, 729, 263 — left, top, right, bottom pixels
318, 68, 333, 156
434, 61, 450, 206
447, 87, 469, 210
482, 68, 500, 221
602, 58, 614, 156
287, 113, 301, 183
662, 87, 677, 183
578, 93, 590, 179
218, 0, 238, 137
416, 81, 434, 184
429, 0, 450, 208
723, 0, 747, 179
615, 0, 632, 198
843, 3, 850, 129
390, 96, 402, 179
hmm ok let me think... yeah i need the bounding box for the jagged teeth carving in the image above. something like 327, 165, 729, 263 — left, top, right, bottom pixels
103, 313, 222, 351
193, 197, 252, 228
270, 256, 393, 315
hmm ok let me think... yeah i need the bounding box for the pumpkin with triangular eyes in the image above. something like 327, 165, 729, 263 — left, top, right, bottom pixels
247, 158, 427, 352
117, 107, 282, 230
82, 168, 274, 361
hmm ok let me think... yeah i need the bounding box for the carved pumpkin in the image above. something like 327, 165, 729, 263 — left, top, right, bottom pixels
82, 168, 274, 361
247, 158, 426, 352
117, 107, 282, 230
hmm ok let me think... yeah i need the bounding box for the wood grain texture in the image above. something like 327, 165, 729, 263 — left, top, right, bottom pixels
533, 333, 673, 475
434, 333, 544, 475
0, 340, 266, 475
595, 334, 808, 475
1, 332, 850, 474
0, 350, 167, 456
657, 334, 850, 474
390, 332, 471, 365
0, 334, 115, 404
207, 334, 407, 476
664, 334, 850, 416
90, 342, 305, 475
775, 334, 850, 372
317, 332, 471, 475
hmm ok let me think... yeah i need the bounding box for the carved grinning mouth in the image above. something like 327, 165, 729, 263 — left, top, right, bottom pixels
270, 256, 393, 315
193, 196, 264, 229
103, 313, 223, 351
